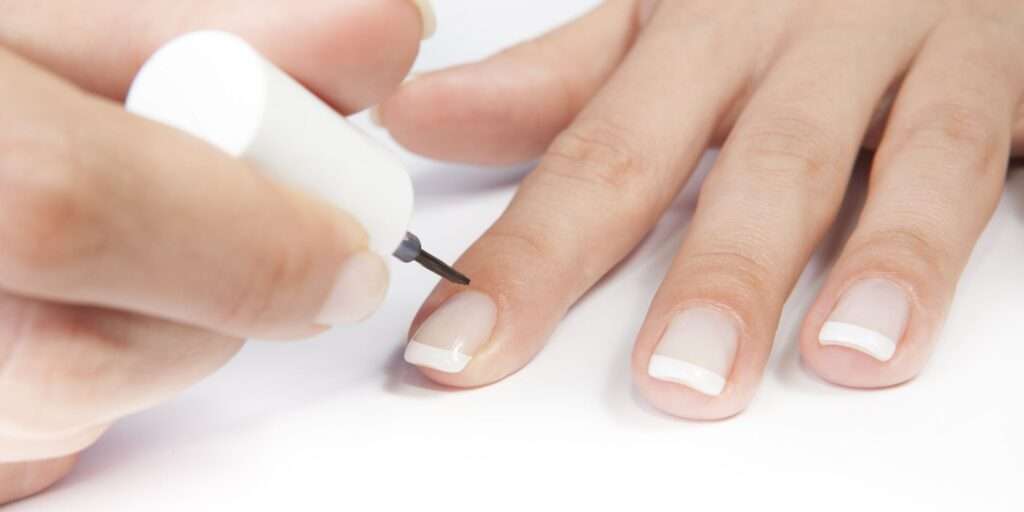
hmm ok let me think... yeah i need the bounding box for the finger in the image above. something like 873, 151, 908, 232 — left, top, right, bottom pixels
0, 0, 429, 112
802, 23, 1024, 387
634, 19, 921, 419
0, 49, 387, 338
401, 3, 755, 385
376, 0, 643, 165
0, 291, 243, 462
0, 455, 77, 505
1014, 110, 1024, 155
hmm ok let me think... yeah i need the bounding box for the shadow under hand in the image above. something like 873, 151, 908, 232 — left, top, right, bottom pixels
1008, 159, 1024, 220
411, 159, 534, 209
382, 343, 464, 396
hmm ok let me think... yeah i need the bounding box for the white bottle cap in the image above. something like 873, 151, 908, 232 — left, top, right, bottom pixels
125, 30, 414, 258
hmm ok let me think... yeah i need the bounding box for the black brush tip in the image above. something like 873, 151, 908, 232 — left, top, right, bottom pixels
414, 249, 471, 286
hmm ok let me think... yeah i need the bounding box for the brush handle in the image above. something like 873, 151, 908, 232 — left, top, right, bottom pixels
126, 30, 414, 258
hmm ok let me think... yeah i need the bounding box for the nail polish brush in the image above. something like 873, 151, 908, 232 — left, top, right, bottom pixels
124, 30, 469, 285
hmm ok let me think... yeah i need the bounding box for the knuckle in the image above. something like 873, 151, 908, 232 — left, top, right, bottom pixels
541, 118, 648, 193
0, 307, 114, 433
0, 135, 99, 275
848, 226, 955, 285
482, 225, 570, 276
892, 100, 1002, 171
920, 101, 996, 146
218, 241, 317, 330
476, 225, 583, 295
735, 114, 840, 181
482, 228, 554, 264
676, 247, 781, 310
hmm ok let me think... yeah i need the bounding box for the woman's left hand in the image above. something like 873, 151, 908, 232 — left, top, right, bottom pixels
377, 0, 1024, 418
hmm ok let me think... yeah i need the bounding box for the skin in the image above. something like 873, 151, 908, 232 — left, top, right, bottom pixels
0, 0, 426, 504
376, 0, 1024, 417
3, 0, 1023, 504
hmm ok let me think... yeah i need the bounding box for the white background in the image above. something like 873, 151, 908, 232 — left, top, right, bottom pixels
13, 1, 1024, 510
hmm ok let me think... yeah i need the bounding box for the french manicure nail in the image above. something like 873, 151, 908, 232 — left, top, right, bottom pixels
410, 0, 437, 40
647, 307, 740, 396
818, 278, 910, 362
405, 291, 497, 373
315, 251, 390, 325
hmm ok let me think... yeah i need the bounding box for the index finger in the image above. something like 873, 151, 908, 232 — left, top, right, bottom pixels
0, 48, 386, 339
0, 0, 430, 112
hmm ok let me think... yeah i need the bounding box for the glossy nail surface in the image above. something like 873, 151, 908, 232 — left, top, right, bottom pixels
405, 291, 497, 373
819, 278, 910, 362
315, 251, 390, 325
648, 307, 739, 396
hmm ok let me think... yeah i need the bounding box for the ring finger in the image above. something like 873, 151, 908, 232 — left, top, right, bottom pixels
802, 20, 1024, 387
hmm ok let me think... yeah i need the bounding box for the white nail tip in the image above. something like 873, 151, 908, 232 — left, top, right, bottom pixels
404, 341, 471, 373
818, 321, 897, 362
647, 355, 727, 396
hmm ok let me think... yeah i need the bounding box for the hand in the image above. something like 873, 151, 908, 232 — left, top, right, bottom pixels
377, 1, 1024, 416
0, 0, 433, 503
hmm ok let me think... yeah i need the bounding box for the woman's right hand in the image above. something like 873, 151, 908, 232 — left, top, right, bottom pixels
0, 0, 433, 503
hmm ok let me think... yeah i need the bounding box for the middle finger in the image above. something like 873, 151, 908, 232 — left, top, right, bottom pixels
635, 12, 924, 418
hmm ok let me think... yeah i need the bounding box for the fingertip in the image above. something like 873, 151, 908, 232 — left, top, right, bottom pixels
399, 229, 569, 389
378, 63, 568, 165
0, 455, 79, 505
257, 0, 424, 112
315, 250, 391, 326
800, 327, 931, 390
631, 305, 764, 421
402, 288, 511, 388
800, 346, 922, 389
800, 276, 937, 389
379, 0, 644, 164
633, 350, 759, 421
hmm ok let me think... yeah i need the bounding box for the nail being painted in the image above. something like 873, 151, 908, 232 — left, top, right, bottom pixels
404, 341, 472, 373
819, 321, 897, 362
403, 291, 497, 373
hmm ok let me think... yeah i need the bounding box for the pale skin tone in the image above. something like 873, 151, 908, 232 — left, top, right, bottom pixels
380, 1, 1024, 414
0, 0, 426, 502
1, 0, 1023, 504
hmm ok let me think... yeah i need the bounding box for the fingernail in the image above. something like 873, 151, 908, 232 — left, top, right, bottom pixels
405, 291, 497, 373
819, 278, 910, 362
410, 0, 437, 40
402, 72, 421, 85
647, 307, 740, 396
315, 251, 390, 325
